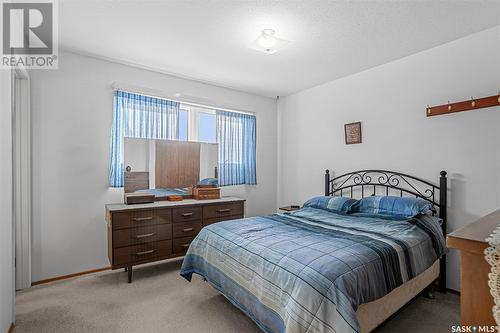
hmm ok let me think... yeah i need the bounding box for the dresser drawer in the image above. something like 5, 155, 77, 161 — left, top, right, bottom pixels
156, 208, 172, 224
173, 236, 195, 254
203, 214, 244, 227
111, 211, 133, 230
112, 209, 157, 230
113, 224, 172, 248
203, 202, 244, 219
113, 240, 172, 266
173, 206, 202, 222
173, 221, 202, 238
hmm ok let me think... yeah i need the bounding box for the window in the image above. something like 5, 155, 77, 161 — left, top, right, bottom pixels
198, 112, 216, 143
217, 111, 257, 186
109, 92, 256, 187
109, 91, 180, 187
179, 109, 188, 141
180, 105, 216, 143
175, 105, 256, 186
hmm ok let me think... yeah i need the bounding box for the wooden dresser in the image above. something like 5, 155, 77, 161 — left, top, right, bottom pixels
447, 209, 499, 327
105, 197, 245, 282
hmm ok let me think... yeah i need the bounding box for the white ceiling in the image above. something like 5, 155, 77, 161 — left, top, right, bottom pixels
59, 0, 500, 97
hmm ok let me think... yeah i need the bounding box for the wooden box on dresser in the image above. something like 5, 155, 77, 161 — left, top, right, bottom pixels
105, 197, 245, 282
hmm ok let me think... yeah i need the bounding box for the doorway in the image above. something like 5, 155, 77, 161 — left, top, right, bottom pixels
12, 66, 31, 290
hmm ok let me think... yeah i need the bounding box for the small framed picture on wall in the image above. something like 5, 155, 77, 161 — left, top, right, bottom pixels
344, 122, 362, 144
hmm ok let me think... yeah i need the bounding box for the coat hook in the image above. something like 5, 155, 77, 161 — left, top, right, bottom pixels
447, 101, 452, 111
471, 96, 476, 107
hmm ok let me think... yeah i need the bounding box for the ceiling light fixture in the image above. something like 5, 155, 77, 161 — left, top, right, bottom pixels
258, 29, 277, 49
249, 29, 289, 54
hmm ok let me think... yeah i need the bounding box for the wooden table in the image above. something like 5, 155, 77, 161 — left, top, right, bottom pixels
447, 209, 499, 327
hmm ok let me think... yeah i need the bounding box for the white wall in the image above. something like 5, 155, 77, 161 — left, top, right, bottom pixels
29, 51, 277, 282
277, 26, 500, 292
0, 70, 14, 332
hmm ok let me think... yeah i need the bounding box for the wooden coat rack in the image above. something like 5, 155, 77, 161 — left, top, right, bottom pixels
426, 93, 500, 117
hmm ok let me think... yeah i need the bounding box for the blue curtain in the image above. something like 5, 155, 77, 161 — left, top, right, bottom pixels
216, 110, 256, 186
109, 91, 179, 187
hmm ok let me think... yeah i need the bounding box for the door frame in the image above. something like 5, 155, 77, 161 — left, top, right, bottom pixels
12, 65, 31, 290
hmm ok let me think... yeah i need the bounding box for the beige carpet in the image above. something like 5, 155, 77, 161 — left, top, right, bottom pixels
15, 259, 459, 333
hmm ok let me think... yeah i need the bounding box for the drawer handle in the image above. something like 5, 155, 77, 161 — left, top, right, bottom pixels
136, 249, 156, 256
181, 212, 194, 217
182, 228, 194, 232
133, 217, 153, 222
135, 233, 154, 239
217, 209, 231, 213
182, 243, 191, 248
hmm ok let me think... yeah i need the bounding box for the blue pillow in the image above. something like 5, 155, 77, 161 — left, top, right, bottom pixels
350, 196, 434, 218
198, 178, 218, 186
303, 196, 357, 214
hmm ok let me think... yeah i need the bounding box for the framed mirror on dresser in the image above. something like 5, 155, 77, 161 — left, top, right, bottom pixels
123, 138, 220, 201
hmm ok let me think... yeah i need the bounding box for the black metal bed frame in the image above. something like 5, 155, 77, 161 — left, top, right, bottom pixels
324, 169, 447, 293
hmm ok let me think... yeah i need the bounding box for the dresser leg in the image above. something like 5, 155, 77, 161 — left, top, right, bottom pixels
124, 267, 127, 272
127, 266, 133, 283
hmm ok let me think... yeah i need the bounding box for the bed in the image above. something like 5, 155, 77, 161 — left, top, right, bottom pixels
124, 171, 217, 199
180, 170, 448, 333
133, 178, 217, 198
135, 187, 188, 197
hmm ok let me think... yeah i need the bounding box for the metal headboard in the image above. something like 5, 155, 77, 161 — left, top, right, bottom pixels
324, 169, 448, 293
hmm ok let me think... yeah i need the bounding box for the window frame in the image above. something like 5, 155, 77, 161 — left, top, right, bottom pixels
180, 104, 216, 143
178, 108, 189, 141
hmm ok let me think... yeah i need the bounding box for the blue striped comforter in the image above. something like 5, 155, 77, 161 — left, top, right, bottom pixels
136, 188, 187, 197
180, 207, 446, 333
